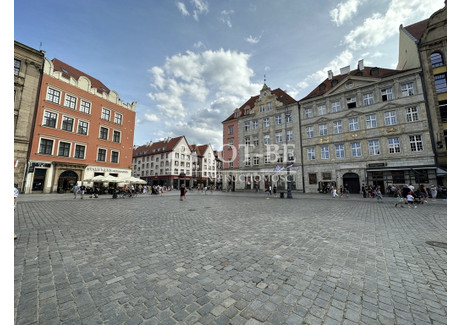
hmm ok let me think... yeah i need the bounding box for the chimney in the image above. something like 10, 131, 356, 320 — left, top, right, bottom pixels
327, 70, 333, 80
340, 65, 350, 75
358, 59, 364, 71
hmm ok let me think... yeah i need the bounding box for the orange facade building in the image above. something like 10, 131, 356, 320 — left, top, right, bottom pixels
25, 58, 136, 193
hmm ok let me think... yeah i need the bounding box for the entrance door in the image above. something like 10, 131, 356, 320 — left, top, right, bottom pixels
58, 170, 78, 193
342, 173, 360, 194
32, 168, 47, 192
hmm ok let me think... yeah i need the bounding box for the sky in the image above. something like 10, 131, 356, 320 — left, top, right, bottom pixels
13, 0, 446, 151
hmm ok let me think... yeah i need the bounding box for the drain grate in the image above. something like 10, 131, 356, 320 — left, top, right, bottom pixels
426, 241, 447, 249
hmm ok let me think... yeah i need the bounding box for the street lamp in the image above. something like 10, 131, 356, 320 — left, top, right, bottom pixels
285, 107, 293, 198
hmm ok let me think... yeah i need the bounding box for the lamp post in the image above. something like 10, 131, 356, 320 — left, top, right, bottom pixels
285, 107, 293, 198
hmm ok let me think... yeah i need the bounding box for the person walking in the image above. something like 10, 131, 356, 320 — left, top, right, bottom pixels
180, 184, 186, 201
332, 185, 339, 198
376, 186, 383, 203
72, 183, 79, 199
395, 192, 404, 207
80, 184, 86, 199
407, 191, 416, 208
430, 185, 438, 200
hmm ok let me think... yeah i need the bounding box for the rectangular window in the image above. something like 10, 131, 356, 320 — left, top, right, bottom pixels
14, 59, 21, 75
99, 127, 108, 140
365, 114, 377, 128
317, 105, 326, 115
97, 148, 107, 161
74, 144, 85, 159
335, 144, 345, 158
113, 130, 121, 143
381, 88, 393, 101
64, 94, 77, 109
406, 107, 419, 122
288, 152, 294, 161
331, 101, 341, 112
308, 173, 317, 184
319, 124, 328, 136
388, 138, 400, 153
46, 88, 61, 104
111, 151, 119, 163
363, 92, 374, 106
114, 113, 122, 124
307, 148, 315, 160
267, 103, 271, 111
253, 136, 259, 146
58, 142, 71, 157
346, 97, 356, 109
286, 130, 293, 142
263, 117, 270, 127
368, 140, 380, 155
101, 108, 110, 121
384, 111, 397, 126
253, 157, 259, 165
244, 121, 250, 131
264, 135, 270, 145
62, 116, 74, 132
409, 135, 423, 152
285, 112, 292, 123
434, 74, 447, 93
305, 126, 314, 138
351, 142, 361, 157
245, 137, 251, 145
43, 111, 57, 128
252, 120, 258, 129
259, 105, 265, 112
78, 121, 88, 135
349, 117, 359, 131
245, 157, 251, 166
401, 82, 414, 97
321, 146, 329, 159
305, 108, 313, 118
275, 115, 282, 125
333, 121, 342, 134
80, 100, 91, 114
39, 139, 53, 155
276, 132, 283, 143
264, 156, 269, 164
228, 125, 233, 135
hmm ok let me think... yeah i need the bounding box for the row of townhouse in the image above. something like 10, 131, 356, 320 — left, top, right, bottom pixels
131, 136, 223, 189
14, 41, 136, 193
222, 4, 446, 194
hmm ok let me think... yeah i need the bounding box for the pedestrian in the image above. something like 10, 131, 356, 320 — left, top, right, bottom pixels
265, 187, 271, 199
14, 185, 19, 240
332, 185, 339, 198
407, 191, 416, 208
269, 185, 272, 196
344, 184, 349, 198
72, 183, 79, 199
420, 185, 428, 203
362, 184, 366, 198
376, 186, 383, 203
180, 184, 186, 201
430, 185, 438, 200
395, 193, 404, 207
273, 186, 277, 195
80, 184, 86, 199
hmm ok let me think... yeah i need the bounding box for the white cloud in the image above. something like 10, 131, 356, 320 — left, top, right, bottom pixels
145, 113, 160, 122
246, 35, 261, 44
219, 9, 234, 28
194, 41, 206, 49
191, 0, 209, 21
330, 0, 364, 26
147, 49, 261, 148
176, 2, 189, 16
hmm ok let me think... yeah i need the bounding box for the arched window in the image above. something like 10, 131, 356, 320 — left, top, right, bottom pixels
430, 52, 444, 68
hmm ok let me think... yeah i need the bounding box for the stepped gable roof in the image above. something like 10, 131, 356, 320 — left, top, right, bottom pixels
403, 19, 429, 41
133, 136, 184, 157
223, 88, 296, 122
51, 58, 110, 94
301, 66, 403, 101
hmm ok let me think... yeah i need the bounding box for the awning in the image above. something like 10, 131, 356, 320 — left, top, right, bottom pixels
436, 168, 447, 176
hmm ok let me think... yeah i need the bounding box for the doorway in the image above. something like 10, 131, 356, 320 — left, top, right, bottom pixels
58, 170, 78, 193
342, 172, 360, 194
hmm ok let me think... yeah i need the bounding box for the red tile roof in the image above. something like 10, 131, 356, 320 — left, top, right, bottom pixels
300, 66, 405, 101
223, 87, 296, 122
51, 58, 111, 94
133, 136, 184, 157
403, 19, 429, 41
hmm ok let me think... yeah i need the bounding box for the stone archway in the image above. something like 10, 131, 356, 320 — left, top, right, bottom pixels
58, 170, 78, 193
342, 172, 360, 194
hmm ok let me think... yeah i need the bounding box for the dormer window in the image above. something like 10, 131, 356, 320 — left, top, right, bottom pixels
331, 79, 338, 87
319, 83, 326, 91
347, 97, 357, 109
235, 111, 240, 118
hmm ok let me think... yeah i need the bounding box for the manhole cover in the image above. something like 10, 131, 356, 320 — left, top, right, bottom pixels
426, 241, 447, 249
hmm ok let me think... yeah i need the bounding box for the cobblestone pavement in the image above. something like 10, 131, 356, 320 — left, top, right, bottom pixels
14, 191, 447, 325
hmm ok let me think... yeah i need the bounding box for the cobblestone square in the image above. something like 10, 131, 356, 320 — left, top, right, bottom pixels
14, 192, 447, 324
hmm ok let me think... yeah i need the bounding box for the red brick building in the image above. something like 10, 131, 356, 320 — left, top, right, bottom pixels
25, 58, 136, 193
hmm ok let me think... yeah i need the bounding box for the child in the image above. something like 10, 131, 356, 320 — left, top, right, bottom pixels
407, 192, 417, 208
395, 193, 404, 207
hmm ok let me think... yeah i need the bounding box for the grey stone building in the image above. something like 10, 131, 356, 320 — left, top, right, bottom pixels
299, 62, 437, 194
